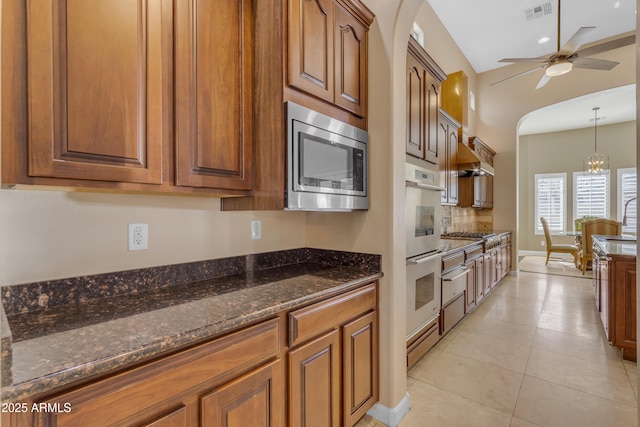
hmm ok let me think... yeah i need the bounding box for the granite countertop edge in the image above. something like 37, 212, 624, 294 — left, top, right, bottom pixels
2, 272, 381, 402
592, 234, 637, 258
1, 248, 382, 402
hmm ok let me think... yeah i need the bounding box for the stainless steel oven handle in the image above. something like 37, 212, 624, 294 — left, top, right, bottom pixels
405, 181, 446, 192
407, 250, 442, 265
442, 268, 470, 281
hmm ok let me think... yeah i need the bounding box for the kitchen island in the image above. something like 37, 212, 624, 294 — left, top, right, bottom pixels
592, 235, 637, 361
1, 248, 381, 426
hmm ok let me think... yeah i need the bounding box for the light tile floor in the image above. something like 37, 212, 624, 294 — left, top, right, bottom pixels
357, 271, 638, 427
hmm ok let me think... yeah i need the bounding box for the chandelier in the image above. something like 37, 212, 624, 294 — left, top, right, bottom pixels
583, 107, 609, 175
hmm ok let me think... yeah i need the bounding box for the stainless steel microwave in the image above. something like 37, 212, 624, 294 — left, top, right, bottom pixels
285, 102, 368, 211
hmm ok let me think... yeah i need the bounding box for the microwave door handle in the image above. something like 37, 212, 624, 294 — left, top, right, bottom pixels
405, 181, 446, 192
442, 268, 470, 281
407, 250, 442, 265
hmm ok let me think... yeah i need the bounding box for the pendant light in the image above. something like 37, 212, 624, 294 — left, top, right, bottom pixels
583, 107, 609, 175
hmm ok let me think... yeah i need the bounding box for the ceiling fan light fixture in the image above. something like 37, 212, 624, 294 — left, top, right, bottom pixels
545, 61, 573, 76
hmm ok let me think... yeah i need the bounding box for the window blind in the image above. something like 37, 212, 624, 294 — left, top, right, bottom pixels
535, 173, 566, 234
574, 172, 610, 220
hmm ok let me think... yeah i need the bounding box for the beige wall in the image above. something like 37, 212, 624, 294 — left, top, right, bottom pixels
0, 189, 308, 284
518, 121, 636, 251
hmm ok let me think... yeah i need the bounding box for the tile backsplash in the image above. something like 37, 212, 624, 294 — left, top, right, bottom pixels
442, 205, 493, 233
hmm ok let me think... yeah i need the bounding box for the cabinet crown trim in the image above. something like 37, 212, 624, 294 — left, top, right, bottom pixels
407, 38, 447, 83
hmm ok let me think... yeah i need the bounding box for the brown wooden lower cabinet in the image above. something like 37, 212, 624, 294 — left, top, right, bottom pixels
202, 360, 284, 427
288, 282, 379, 427
464, 259, 476, 312
475, 255, 485, 303
441, 293, 465, 335
406, 318, 439, 370
288, 330, 341, 427
142, 406, 188, 427
343, 311, 378, 426
596, 255, 636, 361
6, 282, 378, 427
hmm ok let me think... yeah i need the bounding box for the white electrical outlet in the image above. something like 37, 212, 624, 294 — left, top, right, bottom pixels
128, 224, 148, 251
251, 220, 262, 240
540, 240, 545, 246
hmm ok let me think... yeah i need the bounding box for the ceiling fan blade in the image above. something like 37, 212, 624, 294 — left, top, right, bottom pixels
498, 57, 548, 63
574, 34, 636, 58
535, 74, 552, 90
490, 65, 546, 86
572, 57, 619, 70
558, 26, 596, 56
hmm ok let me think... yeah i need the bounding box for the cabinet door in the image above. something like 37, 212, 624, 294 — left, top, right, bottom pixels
484, 253, 492, 294
289, 329, 341, 427
465, 261, 476, 312
406, 53, 425, 159
175, 0, 253, 191
446, 126, 459, 204
425, 79, 440, 165
142, 407, 188, 427
475, 256, 485, 303
202, 360, 284, 427
27, 0, 168, 184
438, 122, 448, 203
334, 1, 367, 118
288, 0, 334, 102
343, 311, 378, 426
612, 261, 637, 356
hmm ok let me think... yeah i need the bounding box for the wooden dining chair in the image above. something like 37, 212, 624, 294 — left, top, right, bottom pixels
540, 217, 579, 267
580, 218, 622, 275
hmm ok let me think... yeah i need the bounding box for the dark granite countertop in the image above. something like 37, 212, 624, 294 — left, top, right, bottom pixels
1, 248, 382, 402
592, 235, 637, 259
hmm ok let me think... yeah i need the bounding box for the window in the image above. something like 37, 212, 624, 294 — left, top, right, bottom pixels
573, 171, 610, 221
618, 168, 637, 234
411, 22, 424, 47
535, 173, 566, 234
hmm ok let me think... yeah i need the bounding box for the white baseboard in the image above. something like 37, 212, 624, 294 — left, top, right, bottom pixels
367, 393, 410, 427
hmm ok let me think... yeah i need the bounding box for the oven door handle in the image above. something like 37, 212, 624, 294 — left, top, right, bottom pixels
442, 268, 470, 281
407, 250, 442, 265
405, 181, 446, 192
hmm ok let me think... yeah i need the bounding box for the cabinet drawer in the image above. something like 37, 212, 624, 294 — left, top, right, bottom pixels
441, 268, 468, 305
289, 283, 376, 347
441, 293, 465, 335
464, 244, 483, 261
38, 318, 280, 427
442, 251, 465, 273
406, 319, 439, 369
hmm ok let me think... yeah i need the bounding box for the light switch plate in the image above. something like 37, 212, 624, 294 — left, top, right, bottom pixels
251, 220, 262, 240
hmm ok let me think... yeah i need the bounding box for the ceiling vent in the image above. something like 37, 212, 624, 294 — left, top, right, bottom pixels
524, 2, 552, 21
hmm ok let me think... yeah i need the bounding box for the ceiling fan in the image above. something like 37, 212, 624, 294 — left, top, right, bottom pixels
491, 0, 636, 89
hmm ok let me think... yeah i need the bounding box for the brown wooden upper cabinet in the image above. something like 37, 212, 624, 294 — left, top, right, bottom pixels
24, 0, 169, 185
439, 109, 460, 205
406, 37, 447, 165
3, 0, 252, 194
222, 0, 374, 211
175, 0, 253, 191
288, 0, 372, 123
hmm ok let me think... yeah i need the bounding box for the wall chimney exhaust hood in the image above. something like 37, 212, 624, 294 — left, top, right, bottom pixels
457, 143, 494, 176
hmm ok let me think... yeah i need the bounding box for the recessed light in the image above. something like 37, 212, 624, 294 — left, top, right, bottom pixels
538, 36, 550, 44
614, 1, 620, 8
